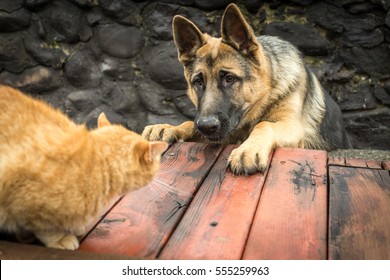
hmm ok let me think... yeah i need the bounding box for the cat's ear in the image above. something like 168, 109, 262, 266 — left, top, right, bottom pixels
97, 113, 111, 128
144, 141, 168, 163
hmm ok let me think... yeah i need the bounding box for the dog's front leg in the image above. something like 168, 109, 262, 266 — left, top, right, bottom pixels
142, 121, 195, 143
228, 120, 304, 175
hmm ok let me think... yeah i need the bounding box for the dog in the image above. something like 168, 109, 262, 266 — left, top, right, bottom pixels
142, 3, 351, 175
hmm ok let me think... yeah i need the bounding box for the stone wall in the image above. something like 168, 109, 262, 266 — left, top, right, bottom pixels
0, 0, 389, 149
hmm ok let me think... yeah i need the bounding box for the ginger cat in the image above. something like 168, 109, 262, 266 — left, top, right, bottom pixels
0, 85, 167, 250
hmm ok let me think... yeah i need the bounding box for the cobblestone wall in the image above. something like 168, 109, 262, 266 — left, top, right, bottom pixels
1, 0, 389, 149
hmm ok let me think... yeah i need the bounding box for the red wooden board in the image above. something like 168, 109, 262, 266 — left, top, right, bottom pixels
159, 145, 269, 259
328, 166, 390, 259
328, 157, 381, 169
79, 142, 223, 257
243, 148, 328, 260
382, 160, 390, 170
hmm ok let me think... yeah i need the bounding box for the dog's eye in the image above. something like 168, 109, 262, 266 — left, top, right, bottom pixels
222, 73, 238, 86
192, 76, 204, 87
224, 74, 236, 83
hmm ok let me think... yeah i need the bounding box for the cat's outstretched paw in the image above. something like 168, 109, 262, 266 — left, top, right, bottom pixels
35, 232, 79, 250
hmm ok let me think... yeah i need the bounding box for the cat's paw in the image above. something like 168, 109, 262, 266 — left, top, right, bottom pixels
36, 232, 79, 250
55, 234, 79, 250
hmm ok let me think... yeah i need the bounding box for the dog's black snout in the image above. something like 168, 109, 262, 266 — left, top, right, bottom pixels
197, 116, 220, 135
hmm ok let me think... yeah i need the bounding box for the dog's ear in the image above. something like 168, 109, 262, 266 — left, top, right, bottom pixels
221, 4, 259, 58
173, 15, 205, 64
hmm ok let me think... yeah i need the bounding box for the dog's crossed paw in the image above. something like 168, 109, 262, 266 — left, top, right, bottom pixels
228, 143, 270, 175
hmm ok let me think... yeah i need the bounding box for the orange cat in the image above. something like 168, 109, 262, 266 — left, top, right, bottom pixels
0, 85, 167, 250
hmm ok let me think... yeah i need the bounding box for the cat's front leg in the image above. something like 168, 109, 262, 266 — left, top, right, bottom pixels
35, 231, 79, 250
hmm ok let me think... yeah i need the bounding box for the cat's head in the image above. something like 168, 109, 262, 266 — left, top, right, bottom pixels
95, 113, 168, 191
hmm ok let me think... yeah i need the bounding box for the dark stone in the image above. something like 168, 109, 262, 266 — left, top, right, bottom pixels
347, 2, 380, 14
24, 39, 68, 69
68, 0, 95, 7
325, 0, 364, 7
142, 2, 178, 41
335, 83, 377, 111
23, 0, 52, 10
244, 0, 263, 13
386, 10, 390, 28
288, 0, 313, 6
64, 50, 102, 89
384, 79, 390, 94
147, 112, 189, 126
0, 66, 61, 93
308, 2, 383, 34
146, 42, 187, 90
100, 57, 135, 81
374, 84, 390, 106
66, 88, 103, 119
136, 78, 179, 115
0, 9, 31, 32
104, 83, 142, 115
0, 33, 37, 73
176, 6, 218, 35
370, 0, 390, 10
341, 28, 383, 48
308, 2, 347, 33
39, 0, 84, 43
344, 108, 390, 150
86, 105, 125, 128
172, 92, 197, 119
98, 24, 143, 58
100, 0, 141, 26
193, 0, 234, 10
0, 0, 23, 12
339, 45, 390, 79
262, 22, 330, 56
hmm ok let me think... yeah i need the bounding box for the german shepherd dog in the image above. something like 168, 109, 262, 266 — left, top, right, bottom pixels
143, 4, 351, 175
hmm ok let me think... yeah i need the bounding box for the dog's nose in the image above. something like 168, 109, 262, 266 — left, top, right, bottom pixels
197, 116, 220, 135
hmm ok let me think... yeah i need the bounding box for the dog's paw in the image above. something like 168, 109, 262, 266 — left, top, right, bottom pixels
228, 144, 270, 175
142, 124, 179, 143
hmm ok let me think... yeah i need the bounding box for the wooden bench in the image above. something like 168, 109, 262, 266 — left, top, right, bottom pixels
1, 143, 390, 260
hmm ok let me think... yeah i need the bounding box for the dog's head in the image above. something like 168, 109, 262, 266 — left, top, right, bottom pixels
173, 4, 270, 142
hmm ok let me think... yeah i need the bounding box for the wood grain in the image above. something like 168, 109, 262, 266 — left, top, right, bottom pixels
328, 157, 381, 169
79, 142, 223, 258
328, 166, 390, 259
159, 145, 269, 259
243, 148, 328, 260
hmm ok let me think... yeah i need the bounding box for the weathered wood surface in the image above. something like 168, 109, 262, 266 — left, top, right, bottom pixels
328, 166, 390, 259
0, 241, 135, 260
382, 160, 390, 170
79, 142, 223, 258
243, 148, 328, 260
159, 145, 269, 259
328, 157, 381, 169
2, 143, 390, 260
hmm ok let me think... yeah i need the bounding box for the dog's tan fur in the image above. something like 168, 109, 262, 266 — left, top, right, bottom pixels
143, 4, 351, 174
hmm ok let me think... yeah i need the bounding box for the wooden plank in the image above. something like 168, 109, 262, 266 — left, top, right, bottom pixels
328, 157, 381, 169
328, 166, 390, 259
79, 142, 223, 258
382, 160, 390, 170
243, 148, 328, 260
0, 241, 136, 260
159, 145, 268, 260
